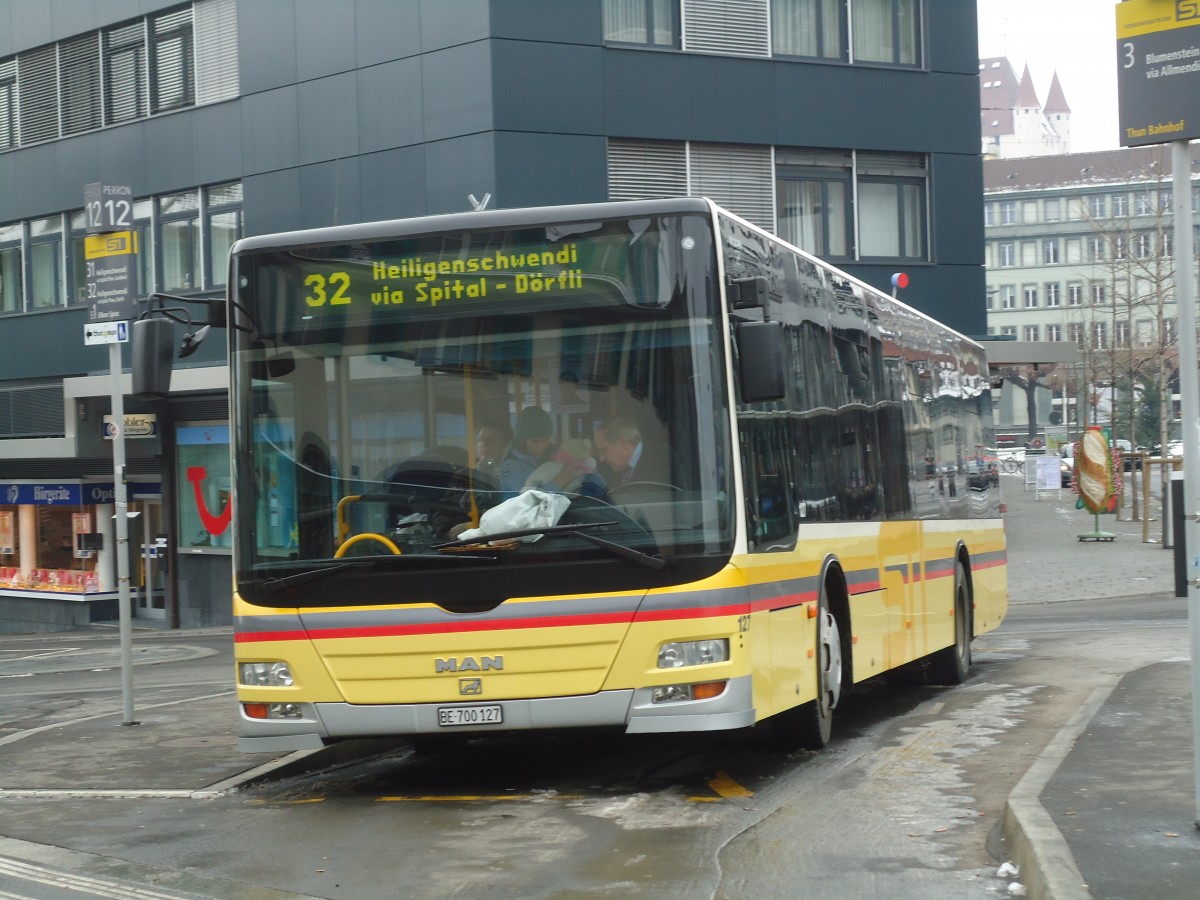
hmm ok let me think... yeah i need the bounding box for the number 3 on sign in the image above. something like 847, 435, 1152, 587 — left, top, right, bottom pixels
304, 271, 352, 307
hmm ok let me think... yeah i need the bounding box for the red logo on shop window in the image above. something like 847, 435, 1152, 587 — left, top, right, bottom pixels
186, 467, 232, 535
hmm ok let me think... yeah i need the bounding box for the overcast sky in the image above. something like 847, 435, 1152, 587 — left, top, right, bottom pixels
977, 0, 1121, 154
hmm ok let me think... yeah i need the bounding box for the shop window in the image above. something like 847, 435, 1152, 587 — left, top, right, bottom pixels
177, 423, 232, 551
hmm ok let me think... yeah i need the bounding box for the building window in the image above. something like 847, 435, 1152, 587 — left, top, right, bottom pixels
1092, 322, 1107, 350
157, 190, 200, 292
1090, 283, 1106, 305
28, 216, 63, 309
1068, 282, 1083, 306
104, 20, 148, 125
1134, 192, 1153, 216
1164, 317, 1177, 344
1115, 321, 1130, 348
777, 153, 851, 258
998, 242, 1015, 267
1045, 282, 1061, 307
1023, 285, 1038, 308
1023, 325, 1039, 341
1161, 230, 1173, 257
1112, 236, 1127, 260
1088, 195, 1106, 219
1134, 233, 1152, 259
604, 0, 678, 47
984, 203, 995, 227
772, 0, 845, 60
1135, 319, 1153, 346
1087, 236, 1106, 261
851, 0, 920, 65
0, 62, 14, 150
999, 325, 1017, 338
1044, 198, 1060, 222
68, 212, 88, 306
1001, 285, 1016, 309
1068, 323, 1084, 345
150, 7, 195, 114
1111, 193, 1127, 217
0, 223, 21, 314
205, 182, 243, 287
1046, 324, 1062, 342
1000, 200, 1016, 225
1043, 238, 1059, 264
855, 153, 926, 259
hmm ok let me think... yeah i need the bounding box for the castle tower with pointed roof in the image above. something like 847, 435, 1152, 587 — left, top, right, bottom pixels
980, 57, 1071, 158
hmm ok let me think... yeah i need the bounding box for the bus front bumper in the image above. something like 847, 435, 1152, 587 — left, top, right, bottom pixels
238, 675, 755, 753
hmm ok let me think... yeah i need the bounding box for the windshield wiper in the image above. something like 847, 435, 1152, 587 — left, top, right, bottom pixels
255, 552, 496, 593
433, 521, 667, 571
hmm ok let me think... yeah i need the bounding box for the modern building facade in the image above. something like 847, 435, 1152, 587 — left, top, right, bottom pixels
0, 0, 986, 631
983, 145, 1200, 443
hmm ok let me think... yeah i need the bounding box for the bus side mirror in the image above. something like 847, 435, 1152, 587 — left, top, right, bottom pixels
131, 317, 175, 399
736, 320, 786, 403
730, 275, 768, 309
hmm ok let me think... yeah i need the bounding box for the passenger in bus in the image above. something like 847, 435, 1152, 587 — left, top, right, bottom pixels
473, 419, 513, 482
525, 438, 605, 498
499, 406, 555, 498
594, 416, 671, 489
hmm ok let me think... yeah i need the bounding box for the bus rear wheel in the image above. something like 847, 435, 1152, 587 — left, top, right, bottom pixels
772, 587, 842, 750
928, 560, 972, 685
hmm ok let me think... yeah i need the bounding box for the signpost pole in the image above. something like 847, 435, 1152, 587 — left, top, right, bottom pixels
84, 182, 139, 727
109, 342, 136, 726
1171, 138, 1200, 829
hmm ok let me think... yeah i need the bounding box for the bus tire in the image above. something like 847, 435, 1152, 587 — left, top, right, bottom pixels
771, 586, 842, 750
928, 560, 972, 685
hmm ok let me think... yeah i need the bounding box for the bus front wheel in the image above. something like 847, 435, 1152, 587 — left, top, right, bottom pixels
771, 587, 842, 750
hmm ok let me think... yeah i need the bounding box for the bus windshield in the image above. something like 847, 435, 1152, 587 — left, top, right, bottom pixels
230, 211, 734, 608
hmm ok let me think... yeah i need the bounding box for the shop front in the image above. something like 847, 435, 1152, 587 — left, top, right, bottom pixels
0, 479, 162, 633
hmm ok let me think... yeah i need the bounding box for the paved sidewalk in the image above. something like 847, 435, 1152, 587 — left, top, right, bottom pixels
998, 472, 1199, 899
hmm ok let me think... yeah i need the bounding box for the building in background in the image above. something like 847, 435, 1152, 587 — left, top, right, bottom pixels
0, 0, 986, 631
983, 145, 1200, 447
980, 56, 1071, 159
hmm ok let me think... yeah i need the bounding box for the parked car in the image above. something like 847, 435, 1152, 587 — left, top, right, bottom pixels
1059, 442, 1075, 487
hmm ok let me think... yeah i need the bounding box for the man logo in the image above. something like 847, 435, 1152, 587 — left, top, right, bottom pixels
435, 656, 503, 673
459, 678, 483, 695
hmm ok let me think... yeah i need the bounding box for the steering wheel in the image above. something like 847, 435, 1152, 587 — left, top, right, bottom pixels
334, 532, 402, 558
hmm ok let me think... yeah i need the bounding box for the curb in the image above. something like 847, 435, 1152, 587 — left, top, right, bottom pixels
1003, 677, 1119, 900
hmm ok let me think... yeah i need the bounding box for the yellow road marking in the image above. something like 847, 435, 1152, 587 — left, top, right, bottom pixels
706, 770, 753, 799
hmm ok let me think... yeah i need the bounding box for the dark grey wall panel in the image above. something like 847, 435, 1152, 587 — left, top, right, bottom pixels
356, 0, 422, 66
143, 113, 198, 194
927, 0, 979, 75
0, 309, 105, 379
238, 0, 298, 94
686, 55, 779, 145
423, 133, 496, 215
298, 73, 361, 165
359, 146, 429, 221
299, 157, 364, 230
240, 86, 301, 175
491, 41, 604, 135
490, 0, 601, 44
602, 50, 691, 139
419, 0, 490, 50
494, 132, 607, 208
422, 44, 495, 142
295, 1, 359, 82
929, 152, 985, 266
243, 169, 302, 236
189, 102, 245, 187
358, 57, 425, 153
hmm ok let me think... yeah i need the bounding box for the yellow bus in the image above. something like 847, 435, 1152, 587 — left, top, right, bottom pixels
227, 198, 1006, 753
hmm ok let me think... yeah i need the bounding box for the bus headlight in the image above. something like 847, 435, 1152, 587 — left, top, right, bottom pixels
239, 661, 295, 687
657, 639, 729, 669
